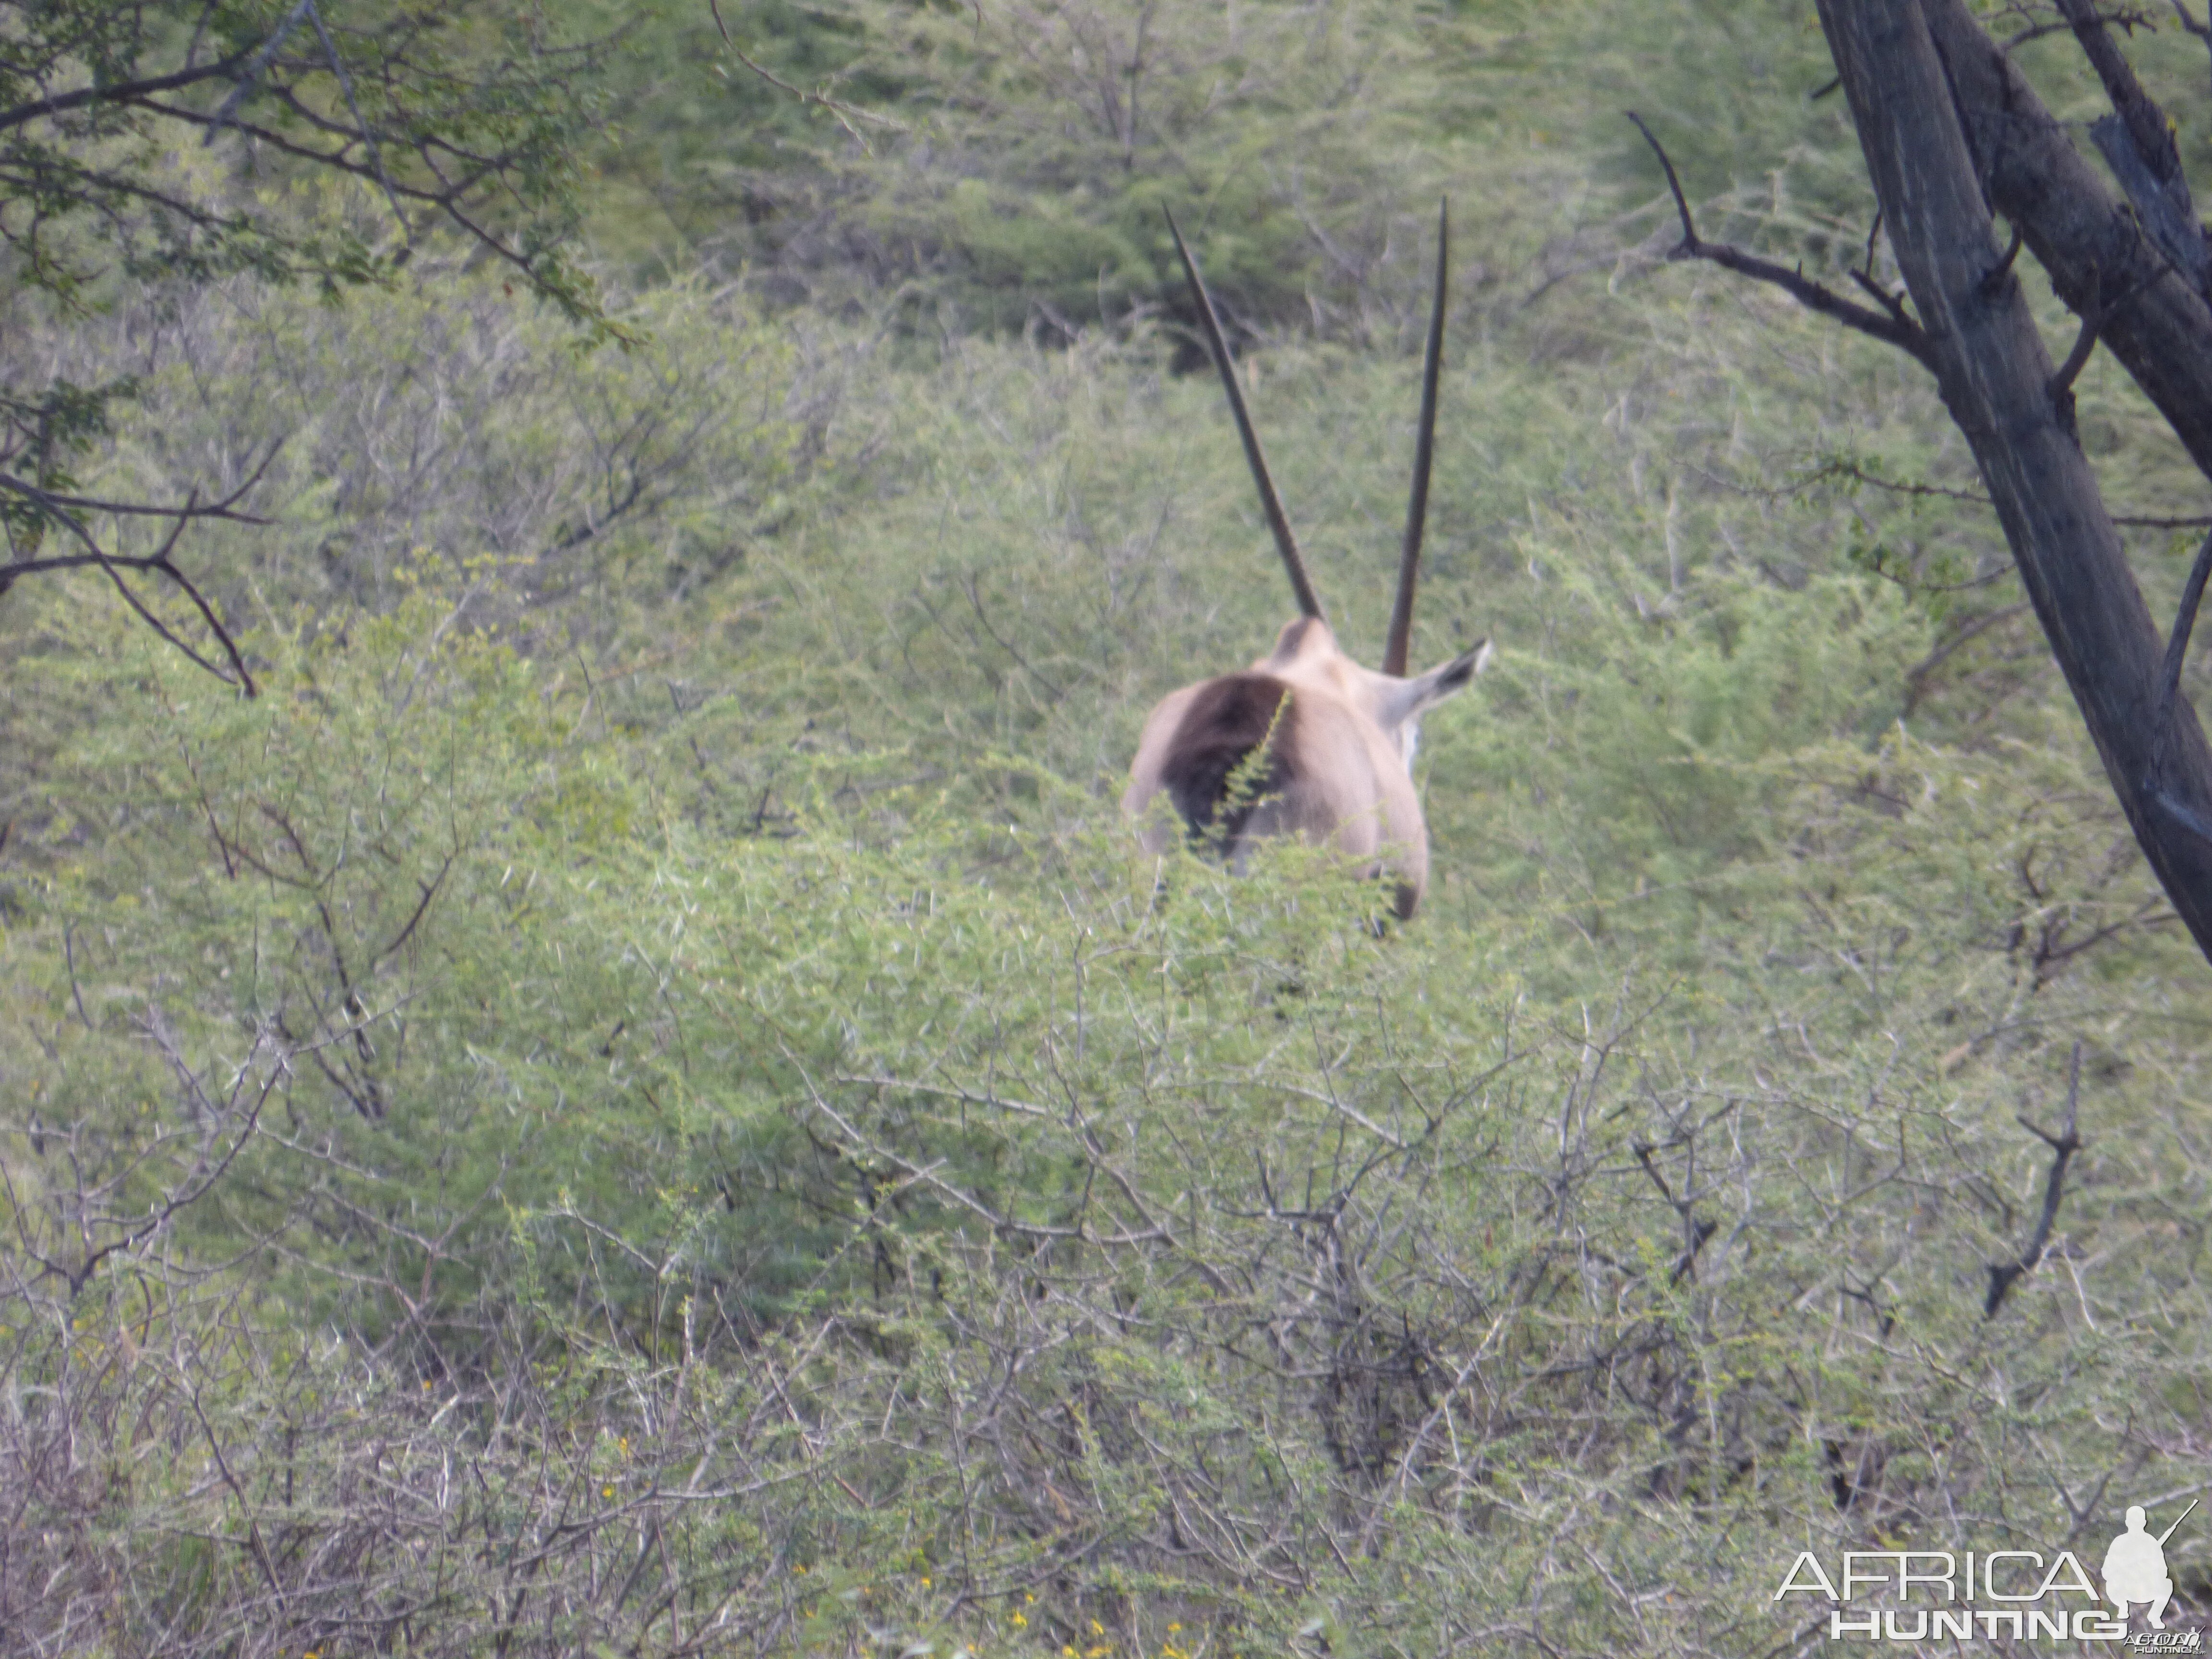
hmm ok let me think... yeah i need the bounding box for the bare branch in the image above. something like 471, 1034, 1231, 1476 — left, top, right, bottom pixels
0, 51, 253, 134
2006, 4, 2159, 50
1985, 1041, 2085, 1317
1796, 455, 2210, 527
1850, 265, 1914, 327
2051, 297, 2106, 406
1982, 222, 2025, 296
0, 443, 278, 521
303, 0, 409, 234
2174, 0, 2212, 92
705, 0, 904, 149
2151, 526, 2212, 789
1904, 601, 2034, 713
1627, 113, 1936, 369
1, 477, 259, 695
1632, 1142, 1719, 1284
202, 0, 317, 143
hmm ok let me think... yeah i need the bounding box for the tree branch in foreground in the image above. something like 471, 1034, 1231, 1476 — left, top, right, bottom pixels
1813, 0, 2212, 966
1985, 1041, 2084, 1317
1923, 0, 2212, 485
2056, 0, 2212, 298
0, 50, 253, 134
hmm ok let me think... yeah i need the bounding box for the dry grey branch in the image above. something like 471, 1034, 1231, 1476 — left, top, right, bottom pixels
1984, 1040, 2086, 1317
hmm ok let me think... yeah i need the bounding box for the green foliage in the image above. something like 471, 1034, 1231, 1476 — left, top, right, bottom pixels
7, 0, 2212, 1653
0, 0, 615, 317
0, 0, 626, 663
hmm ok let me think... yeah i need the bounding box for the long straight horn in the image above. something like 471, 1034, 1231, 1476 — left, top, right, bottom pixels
1383, 198, 1449, 678
1165, 208, 1325, 622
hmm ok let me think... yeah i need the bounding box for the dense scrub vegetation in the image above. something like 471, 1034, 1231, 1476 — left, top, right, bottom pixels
4, 1, 2209, 1655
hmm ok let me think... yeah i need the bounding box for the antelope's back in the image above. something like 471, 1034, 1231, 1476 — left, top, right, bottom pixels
1155, 673, 1298, 854
1123, 670, 1427, 913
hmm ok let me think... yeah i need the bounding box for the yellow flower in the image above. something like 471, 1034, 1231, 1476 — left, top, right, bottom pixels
601, 1484, 614, 1498
1013, 1614, 1028, 1628
921, 1576, 933, 1588
1092, 1622, 1105, 1636
793, 1564, 807, 1575
1166, 1625, 1180, 1634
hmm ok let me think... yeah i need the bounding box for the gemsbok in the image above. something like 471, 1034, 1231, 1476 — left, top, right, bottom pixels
1122, 202, 1491, 919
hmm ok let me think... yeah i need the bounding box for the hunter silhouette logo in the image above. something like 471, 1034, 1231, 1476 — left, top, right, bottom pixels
1774, 1496, 2201, 1642
2104, 1500, 2194, 1632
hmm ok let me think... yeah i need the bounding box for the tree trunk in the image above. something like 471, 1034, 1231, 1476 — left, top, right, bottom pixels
1918, 0, 2212, 491
1816, 0, 2212, 965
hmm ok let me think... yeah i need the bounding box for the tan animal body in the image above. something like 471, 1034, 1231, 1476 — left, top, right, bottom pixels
1123, 204, 1490, 918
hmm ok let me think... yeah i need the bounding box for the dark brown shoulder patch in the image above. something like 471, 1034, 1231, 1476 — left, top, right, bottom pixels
1161, 673, 1298, 854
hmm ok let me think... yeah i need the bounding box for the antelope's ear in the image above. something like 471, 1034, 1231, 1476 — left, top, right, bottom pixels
1430, 637, 1493, 697
1383, 638, 1491, 726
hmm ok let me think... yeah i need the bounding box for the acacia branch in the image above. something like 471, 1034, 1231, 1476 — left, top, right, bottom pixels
1985, 1042, 2085, 1317
0, 50, 254, 133
202, 0, 318, 142
704, 0, 904, 149
0, 438, 279, 521
2, 470, 266, 695
1632, 1142, 1719, 1285
21, 1034, 286, 1298
1904, 601, 2034, 713
1627, 111, 1936, 369
1798, 456, 2211, 526
302, 0, 409, 232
